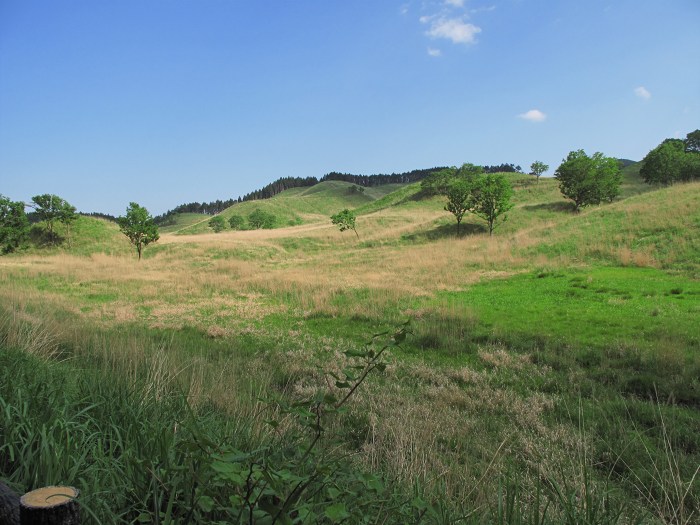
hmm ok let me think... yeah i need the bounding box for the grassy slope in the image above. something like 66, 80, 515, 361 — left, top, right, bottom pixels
26, 215, 132, 257
157, 212, 211, 234
2, 168, 699, 522
173, 181, 407, 235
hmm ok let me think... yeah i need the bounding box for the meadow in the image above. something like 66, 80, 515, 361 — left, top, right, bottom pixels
1, 171, 699, 523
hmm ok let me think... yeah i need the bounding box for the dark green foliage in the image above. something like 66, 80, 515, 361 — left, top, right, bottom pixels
555, 150, 622, 211
421, 163, 483, 196
228, 214, 245, 230
247, 208, 277, 229
330, 209, 358, 238
0, 195, 29, 254
208, 215, 226, 233
117, 202, 159, 260
685, 129, 700, 153
641, 140, 687, 184
30, 194, 77, 243
322, 166, 447, 187
421, 168, 456, 196
467, 174, 515, 236
641, 132, 700, 185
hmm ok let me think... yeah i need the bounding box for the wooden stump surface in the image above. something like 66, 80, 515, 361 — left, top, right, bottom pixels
19, 486, 79, 525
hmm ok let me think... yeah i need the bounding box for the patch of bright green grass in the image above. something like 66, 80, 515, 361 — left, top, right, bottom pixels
432, 267, 699, 354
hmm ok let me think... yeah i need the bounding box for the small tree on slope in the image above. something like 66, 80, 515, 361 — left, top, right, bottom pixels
117, 202, 159, 260
467, 174, 514, 236
330, 209, 359, 239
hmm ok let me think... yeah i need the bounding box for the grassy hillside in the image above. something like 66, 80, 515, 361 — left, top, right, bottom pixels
2, 170, 699, 523
24, 215, 132, 257
157, 212, 212, 234
174, 181, 407, 235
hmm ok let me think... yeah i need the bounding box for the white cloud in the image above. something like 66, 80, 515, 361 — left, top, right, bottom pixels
471, 5, 496, 13
427, 47, 442, 57
634, 86, 651, 100
445, 0, 465, 6
518, 109, 547, 122
424, 17, 481, 44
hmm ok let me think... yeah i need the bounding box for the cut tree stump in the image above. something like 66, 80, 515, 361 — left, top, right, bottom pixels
19, 487, 79, 525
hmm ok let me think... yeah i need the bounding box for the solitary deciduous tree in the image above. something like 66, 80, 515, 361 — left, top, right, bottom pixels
330, 209, 358, 239
466, 174, 514, 236
555, 150, 622, 211
117, 202, 159, 260
31, 194, 77, 243
0, 194, 30, 254
530, 161, 549, 184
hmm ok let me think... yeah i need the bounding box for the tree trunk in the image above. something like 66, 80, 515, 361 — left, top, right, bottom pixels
0, 481, 20, 525
19, 486, 79, 525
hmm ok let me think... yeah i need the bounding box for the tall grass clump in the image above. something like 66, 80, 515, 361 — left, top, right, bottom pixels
0, 325, 454, 524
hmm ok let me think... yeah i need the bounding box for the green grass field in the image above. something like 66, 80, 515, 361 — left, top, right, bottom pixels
1, 167, 699, 523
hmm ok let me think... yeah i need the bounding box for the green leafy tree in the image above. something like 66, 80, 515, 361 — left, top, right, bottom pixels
685, 129, 700, 153
466, 174, 514, 236
30, 194, 77, 243
421, 163, 483, 196
444, 178, 472, 235
530, 160, 549, 184
0, 195, 30, 254
330, 209, 358, 239
555, 150, 622, 211
248, 208, 277, 229
641, 135, 700, 184
683, 150, 700, 181
117, 202, 159, 260
208, 215, 226, 233
640, 139, 686, 185
228, 214, 245, 230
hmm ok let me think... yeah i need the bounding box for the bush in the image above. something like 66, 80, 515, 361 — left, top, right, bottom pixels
208, 215, 227, 233
228, 214, 246, 230
247, 209, 277, 229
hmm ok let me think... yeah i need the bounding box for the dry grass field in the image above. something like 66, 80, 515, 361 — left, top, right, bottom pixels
1, 175, 699, 523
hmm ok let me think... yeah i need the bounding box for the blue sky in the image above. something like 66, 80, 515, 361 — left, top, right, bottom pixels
1, 0, 698, 216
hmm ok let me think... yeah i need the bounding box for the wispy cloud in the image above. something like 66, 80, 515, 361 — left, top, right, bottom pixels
427, 47, 442, 57
470, 5, 496, 14
445, 0, 465, 6
423, 17, 481, 44
518, 109, 547, 122
634, 86, 651, 100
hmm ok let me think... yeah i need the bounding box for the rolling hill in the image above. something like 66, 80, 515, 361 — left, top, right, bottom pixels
2, 162, 699, 523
